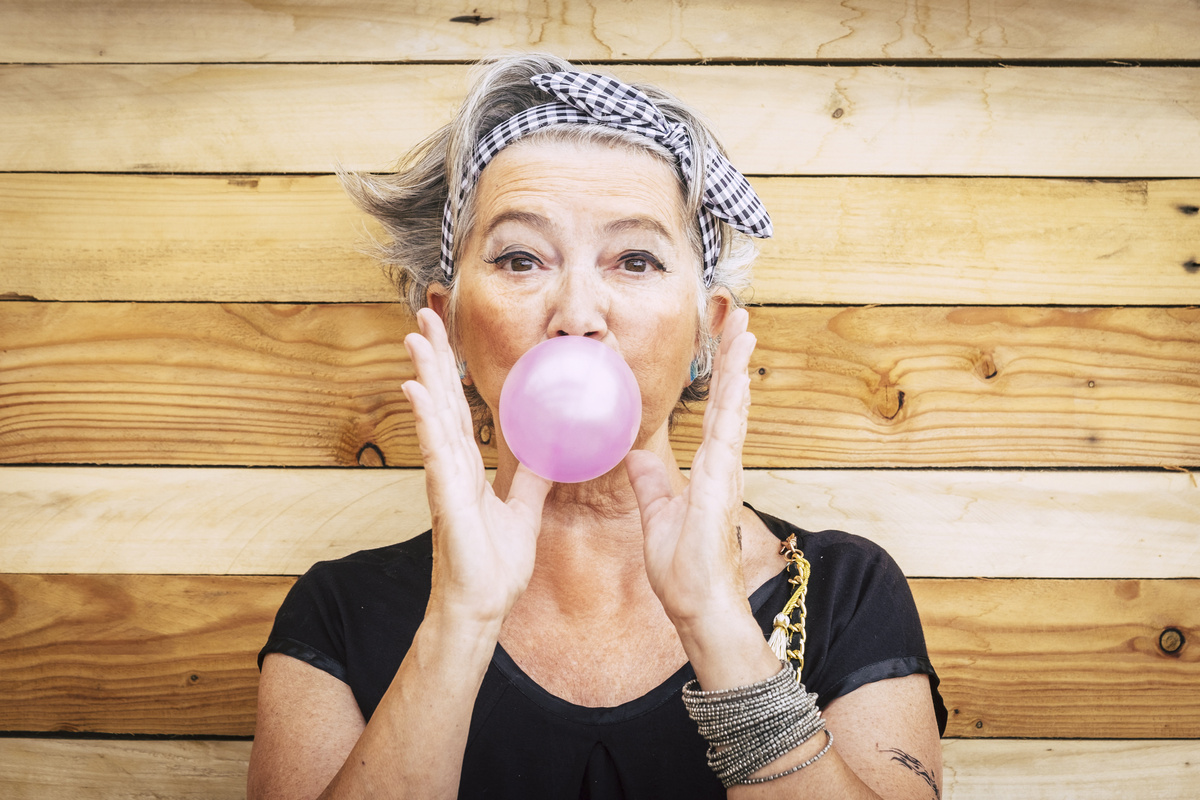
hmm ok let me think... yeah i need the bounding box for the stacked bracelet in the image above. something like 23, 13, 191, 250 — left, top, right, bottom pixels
682, 662, 830, 787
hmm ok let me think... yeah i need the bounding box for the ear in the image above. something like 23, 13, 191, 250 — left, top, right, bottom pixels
426, 282, 450, 320
704, 287, 734, 339
425, 282, 472, 385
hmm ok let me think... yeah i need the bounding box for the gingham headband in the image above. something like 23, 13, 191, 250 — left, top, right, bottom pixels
439, 70, 772, 285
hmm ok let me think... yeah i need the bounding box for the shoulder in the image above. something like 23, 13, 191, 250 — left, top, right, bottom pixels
274, 532, 434, 636
748, 504, 904, 583
297, 531, 432, 589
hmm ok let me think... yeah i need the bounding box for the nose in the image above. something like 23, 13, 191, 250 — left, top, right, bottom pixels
547, 266, 608, 339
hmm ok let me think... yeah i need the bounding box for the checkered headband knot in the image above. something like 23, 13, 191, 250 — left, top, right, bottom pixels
439, 70, 772, 285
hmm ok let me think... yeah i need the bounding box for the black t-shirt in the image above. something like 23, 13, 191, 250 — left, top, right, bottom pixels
259, 505, 947, 798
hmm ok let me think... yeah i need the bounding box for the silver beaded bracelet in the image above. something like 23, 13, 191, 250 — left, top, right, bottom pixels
682, 662, 829, 787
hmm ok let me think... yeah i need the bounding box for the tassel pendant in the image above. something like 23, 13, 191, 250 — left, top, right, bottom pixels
768, 613, 791, 662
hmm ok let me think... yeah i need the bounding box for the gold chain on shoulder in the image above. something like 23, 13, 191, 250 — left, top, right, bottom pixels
767, 533, 811, 682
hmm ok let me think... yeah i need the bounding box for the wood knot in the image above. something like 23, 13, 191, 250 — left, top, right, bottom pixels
357, 443, 386, 467
872, 386, 906, 421
974, 352, 998, 381
1159, 628, 1186, 656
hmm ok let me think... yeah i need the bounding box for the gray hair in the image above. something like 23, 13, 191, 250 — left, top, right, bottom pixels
341, 53, 757, 438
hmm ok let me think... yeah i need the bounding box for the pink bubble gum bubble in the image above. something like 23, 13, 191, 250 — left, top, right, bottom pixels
499, 336, 642, 483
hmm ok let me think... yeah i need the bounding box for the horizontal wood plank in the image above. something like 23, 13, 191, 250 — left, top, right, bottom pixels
0, 174, 393, 303
4, 737, 1200, 799
2, 303, 1197, 468
4, 0, 1199, 63
2, 467, 1198, 579
4, 174, 1198, 305
941, 739, 1200, 799
0, 574, 1195, 737
0, 574, 290, 735
919, 579, 1200, 738
2, 65, 1199, 176
0, 739, 252, 800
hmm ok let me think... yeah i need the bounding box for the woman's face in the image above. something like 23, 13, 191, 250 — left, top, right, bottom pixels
437, 138, 722, 449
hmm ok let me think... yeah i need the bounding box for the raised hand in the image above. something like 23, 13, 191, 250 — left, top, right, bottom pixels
625, 306, 757, 630
402, 308, 553, 627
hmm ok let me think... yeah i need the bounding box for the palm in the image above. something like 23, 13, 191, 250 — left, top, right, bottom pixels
403, 308, 551, 622
628, 308, 757, 621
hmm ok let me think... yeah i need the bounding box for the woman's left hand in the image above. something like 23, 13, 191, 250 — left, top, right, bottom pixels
625, 306, 758, 636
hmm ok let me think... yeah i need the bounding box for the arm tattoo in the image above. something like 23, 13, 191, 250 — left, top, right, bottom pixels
880, 747, 940, 800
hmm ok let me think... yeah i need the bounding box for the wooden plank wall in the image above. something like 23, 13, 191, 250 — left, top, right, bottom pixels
1, 1, 1199, 797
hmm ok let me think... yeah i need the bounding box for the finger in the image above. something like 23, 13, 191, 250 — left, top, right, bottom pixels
403, 336, 483, 500
416, 307, 459, 390
711, 307, 749, 380
692, 332, 755, 498
701, 311, 754, 445
702, 309, 748, 436
625, 449, 676, 522
505, 462, 553, 533
410, 311, 476, 444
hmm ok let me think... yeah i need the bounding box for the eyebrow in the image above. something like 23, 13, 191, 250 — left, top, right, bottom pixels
481, 210, 554, 240
604, 216, 676, 242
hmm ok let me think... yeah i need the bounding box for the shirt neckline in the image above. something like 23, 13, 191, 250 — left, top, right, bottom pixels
489, 528, 793, 725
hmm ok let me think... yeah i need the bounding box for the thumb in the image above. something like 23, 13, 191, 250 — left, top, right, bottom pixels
624, 449, 675, 519
505, 461, 553, 529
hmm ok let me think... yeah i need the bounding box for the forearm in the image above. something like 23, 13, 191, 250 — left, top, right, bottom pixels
319, 605, 500, 800
674, 607, 881, 800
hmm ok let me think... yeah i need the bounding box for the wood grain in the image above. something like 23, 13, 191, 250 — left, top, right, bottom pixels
0, 574, 290, 735
3, 737, 1200, 799
738, 305, 1200, 468
941, 739, 1200, 799
919, 579, 1200, 738
4, 174, 1198, 305
3, 65, 1199, 176
0, 739, 253, 800
2, 467, 1198, 579
0, 174, 393, 303
2, 303, 1197, 468
1, 574, 1195, 737
3, 0, 1199, 63
0, 303, 415, 467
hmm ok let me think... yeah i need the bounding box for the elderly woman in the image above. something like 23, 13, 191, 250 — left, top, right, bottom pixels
249, 53, 946, 799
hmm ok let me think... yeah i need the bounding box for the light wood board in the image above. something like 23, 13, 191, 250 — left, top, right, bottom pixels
3, 303, 1196, 468
1, 467, 1197, 579
3, 174, 1198, 305
3, 0, 1199, 63
0, 574, 1195, 737
3, 65, 1199, 176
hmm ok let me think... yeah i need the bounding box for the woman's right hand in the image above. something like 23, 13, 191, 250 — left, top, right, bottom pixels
401, 307, 552, 629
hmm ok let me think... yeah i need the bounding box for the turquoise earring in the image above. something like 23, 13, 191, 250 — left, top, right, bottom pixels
689, 360, 699, 383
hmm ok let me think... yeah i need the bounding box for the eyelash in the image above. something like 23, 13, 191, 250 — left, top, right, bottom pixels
482, 250, 540, 272
482, 250, 667, 274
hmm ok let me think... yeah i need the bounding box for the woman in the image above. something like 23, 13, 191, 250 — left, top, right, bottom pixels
249, 54, 946, 799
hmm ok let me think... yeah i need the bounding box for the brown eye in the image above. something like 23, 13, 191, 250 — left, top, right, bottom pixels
623, 253, 664, 273
510, 256, 536, 272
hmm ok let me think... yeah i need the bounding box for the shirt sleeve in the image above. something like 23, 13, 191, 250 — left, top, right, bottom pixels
791, 529, 948, 735
257, 563, 349, 683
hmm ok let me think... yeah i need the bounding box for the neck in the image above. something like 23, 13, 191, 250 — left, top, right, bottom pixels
491, 421, 687, 609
